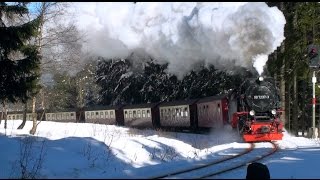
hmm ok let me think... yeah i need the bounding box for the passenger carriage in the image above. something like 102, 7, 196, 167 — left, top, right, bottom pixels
196, 94, 229, 130
158, 99, 199, 131
45, 109, 77, 122
122, 102, 160, 129
83, 105, 124, 125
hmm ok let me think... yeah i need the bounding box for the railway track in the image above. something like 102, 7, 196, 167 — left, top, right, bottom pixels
151, 141, 278, 179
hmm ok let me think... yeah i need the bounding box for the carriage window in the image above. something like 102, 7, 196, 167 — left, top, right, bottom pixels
129, 111, 132, 118
52, 114, 55, 120
147, 110, 150, 118
8, 116, 11, 120
138, 110, 141, 118
106, 111, 109, 118
86, 112, 90, 118
48, 114, 51, 117
142, 110, 146, 117
110, 111, 114, 118
125, 111, 128, 118
160, 109, 164, 118
184, 107, 188, 117
176, 108, 179, 117
71, 113, 74, 116
100, 112, 104, 118
96, 112, 99, 115
91, 112, 94, 116
13, 115, 15, 119
218, 104, 220, 108
133, 110, 136, 118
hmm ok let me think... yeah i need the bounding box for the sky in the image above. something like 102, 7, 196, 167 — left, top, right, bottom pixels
1, 120, 320, 179
25, 2, 286, 79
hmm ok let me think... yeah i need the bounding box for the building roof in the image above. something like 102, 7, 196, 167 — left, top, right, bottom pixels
158, 98, 200, 107
123, 102, 161, 109
7, 110, 42, 114
196, 94, 228, 103
84, 105, 124, 111
45, 108, 78, 113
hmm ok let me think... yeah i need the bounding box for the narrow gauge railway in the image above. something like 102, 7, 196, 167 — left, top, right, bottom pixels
150, 142, 277, 179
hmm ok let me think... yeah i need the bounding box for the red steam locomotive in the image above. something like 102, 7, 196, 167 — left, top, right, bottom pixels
229, 76, 284, 142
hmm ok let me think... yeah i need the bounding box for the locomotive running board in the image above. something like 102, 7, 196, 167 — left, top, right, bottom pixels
243, 133, 283, 142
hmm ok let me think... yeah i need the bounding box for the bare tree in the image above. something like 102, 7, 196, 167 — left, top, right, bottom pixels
14, 2, 85, 132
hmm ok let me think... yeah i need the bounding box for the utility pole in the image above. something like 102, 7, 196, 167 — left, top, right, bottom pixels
312, 70, 318, 138
307, 44, 319, 139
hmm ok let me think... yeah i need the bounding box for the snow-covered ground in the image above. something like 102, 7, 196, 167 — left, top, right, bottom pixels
1, 120, 320, 179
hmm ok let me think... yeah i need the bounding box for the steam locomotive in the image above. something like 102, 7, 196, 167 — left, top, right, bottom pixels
229, 76, 284, 142
3, 76, 284, 142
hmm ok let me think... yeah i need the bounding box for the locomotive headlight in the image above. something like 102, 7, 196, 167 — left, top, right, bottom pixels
259, 76, 264, 81
249, 110, 255, 116
271, 109, 277, 115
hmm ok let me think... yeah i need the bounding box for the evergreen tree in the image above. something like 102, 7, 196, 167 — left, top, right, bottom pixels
267, 2, 320, 134
141, 61, 176, 103
0, 2, 41, 128
96, 57, 133, 105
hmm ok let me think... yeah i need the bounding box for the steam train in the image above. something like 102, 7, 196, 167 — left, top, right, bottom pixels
229, 76, 284, 142
3, 76, 284, 142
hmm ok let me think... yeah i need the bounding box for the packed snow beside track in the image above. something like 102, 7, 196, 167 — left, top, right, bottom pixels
0, 120, 320, 178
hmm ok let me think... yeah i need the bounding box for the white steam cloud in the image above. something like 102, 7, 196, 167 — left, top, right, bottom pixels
69, 2, 286, 77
